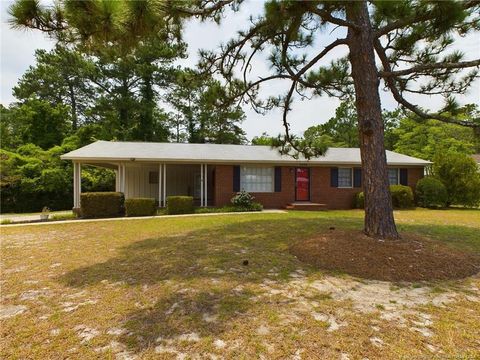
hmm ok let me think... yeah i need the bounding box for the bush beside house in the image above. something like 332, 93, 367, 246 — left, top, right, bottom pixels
390, 185, 415, 209
125, 198, 156, 216
166, 196, 194, 214
231, 190, 263, 211
355, 185, 414, 209
432, 152, 480, 207
80, 192, 124, 218
415, 177, 448, 208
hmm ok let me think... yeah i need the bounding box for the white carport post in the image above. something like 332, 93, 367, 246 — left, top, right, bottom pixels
200, 164, 204, 207
115, 168, 120, 191
73, 161, 81, 209
117, 163, 126, 194
204, 164, 208, 207
162, 164, 167, 207
158, 163, 163, 207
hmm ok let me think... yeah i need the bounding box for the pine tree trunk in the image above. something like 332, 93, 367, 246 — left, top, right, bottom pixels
140, 74, 154, 141
346, 1, 399, 240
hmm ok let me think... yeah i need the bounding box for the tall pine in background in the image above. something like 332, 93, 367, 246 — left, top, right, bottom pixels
10, 0, 480, 239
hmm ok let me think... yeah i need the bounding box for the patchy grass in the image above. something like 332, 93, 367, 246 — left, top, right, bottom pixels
50, 213, 77, 221
1, 209, 479, 359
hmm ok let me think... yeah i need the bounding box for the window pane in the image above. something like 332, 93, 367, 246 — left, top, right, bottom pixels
149, 171, 159, 184
240, 166, 274, 192
338, 168, 352, 187
388, 168, 398, 185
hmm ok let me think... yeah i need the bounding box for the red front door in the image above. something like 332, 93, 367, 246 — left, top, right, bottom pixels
295, 167, 310, 201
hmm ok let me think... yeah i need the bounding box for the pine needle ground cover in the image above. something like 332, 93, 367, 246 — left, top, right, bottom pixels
1, 209, 479, 359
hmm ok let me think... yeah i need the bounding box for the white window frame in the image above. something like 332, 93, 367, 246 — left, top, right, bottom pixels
388, 168, 399, 185
240, 165, 274, 193
338, 167, 353, 188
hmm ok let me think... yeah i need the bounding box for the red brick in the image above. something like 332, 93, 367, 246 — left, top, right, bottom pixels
213, 165, 424, 209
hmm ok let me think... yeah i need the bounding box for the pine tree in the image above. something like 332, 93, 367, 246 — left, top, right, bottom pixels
10, 0, 480, 239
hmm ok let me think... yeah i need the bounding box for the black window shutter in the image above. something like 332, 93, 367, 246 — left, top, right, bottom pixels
353, 168, 362, 188
330, 167, 338, 187
233, 165, 240, 192
400, 168, 408, 186
274, 166, 282, 192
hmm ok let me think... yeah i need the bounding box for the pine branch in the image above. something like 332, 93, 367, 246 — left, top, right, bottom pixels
311, 7, 360, 30
168, 0, 235, 18
374, 0, 480, 38
379, 60, 480, 77
374, 40, 479, 129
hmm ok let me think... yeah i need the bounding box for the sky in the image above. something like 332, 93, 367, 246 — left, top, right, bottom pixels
1, 0, 479, 140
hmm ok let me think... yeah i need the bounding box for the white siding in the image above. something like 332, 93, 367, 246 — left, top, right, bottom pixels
123, 163, 212, 200
124, 165, 158, 199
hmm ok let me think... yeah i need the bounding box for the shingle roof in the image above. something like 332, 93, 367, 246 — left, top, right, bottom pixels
61, 140, 431, 166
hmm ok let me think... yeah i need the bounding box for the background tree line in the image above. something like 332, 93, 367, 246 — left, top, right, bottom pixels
253, 100, 480, 208
2, 0, 479, 216
1, 42, 247, 213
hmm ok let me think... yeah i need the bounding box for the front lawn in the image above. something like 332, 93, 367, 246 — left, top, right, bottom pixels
1, 209, 479, 359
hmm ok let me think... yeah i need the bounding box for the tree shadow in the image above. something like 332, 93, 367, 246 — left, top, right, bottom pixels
57, 216, 350, 288
55, 217, 338, 354
55, 214, 478, 355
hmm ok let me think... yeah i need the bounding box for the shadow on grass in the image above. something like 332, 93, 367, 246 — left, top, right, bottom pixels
58, 216, 362, 288
56, 214, 478, 354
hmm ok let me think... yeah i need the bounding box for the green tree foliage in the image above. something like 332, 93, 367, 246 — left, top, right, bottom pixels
167, 70, 247, 144
305, 101, 359, 148
13, 45, 95, 130
9, 0, 480, 238
90, 38, 184, 141
251, 132, 276, 146
302, 100, 400, 150
12, 99, 70, 150
394, 117, 477, 161
415, 177, 448, 208
0, 138, 115, 213
432, 152, 480, 207
0, 105, 22, 150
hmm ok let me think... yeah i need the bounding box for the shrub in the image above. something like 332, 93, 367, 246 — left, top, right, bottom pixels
432, 152, 480, 207
416, 177, 448, 208
80, 192, 124, 218
125, 198, 157, 217
166, 196, 194, 215
354, 185, 414, 209
50, 213, 77, 221
354, 192, 364, 209
238, 202, 263, 212
390, 185, 414, 209
231, 190, 255, 207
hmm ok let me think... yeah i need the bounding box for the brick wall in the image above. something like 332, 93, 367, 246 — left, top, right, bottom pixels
213, 165, 424, 209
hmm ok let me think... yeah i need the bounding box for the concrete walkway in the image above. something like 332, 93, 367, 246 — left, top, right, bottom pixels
0, 210, 287, 228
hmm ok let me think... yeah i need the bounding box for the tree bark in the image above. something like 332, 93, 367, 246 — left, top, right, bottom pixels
140, 73, 154, 141
346, 1, 399, 240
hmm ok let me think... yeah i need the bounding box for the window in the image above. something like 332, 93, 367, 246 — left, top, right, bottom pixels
338, 168, 353, 188
240, 166, 274, 192
388, 168, 399, 185
149, 171, 159, 184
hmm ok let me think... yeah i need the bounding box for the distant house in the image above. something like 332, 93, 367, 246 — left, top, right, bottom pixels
61, 141, 430, 210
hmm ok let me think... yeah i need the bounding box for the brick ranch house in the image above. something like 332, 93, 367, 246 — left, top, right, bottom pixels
61, 141, 430, 210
